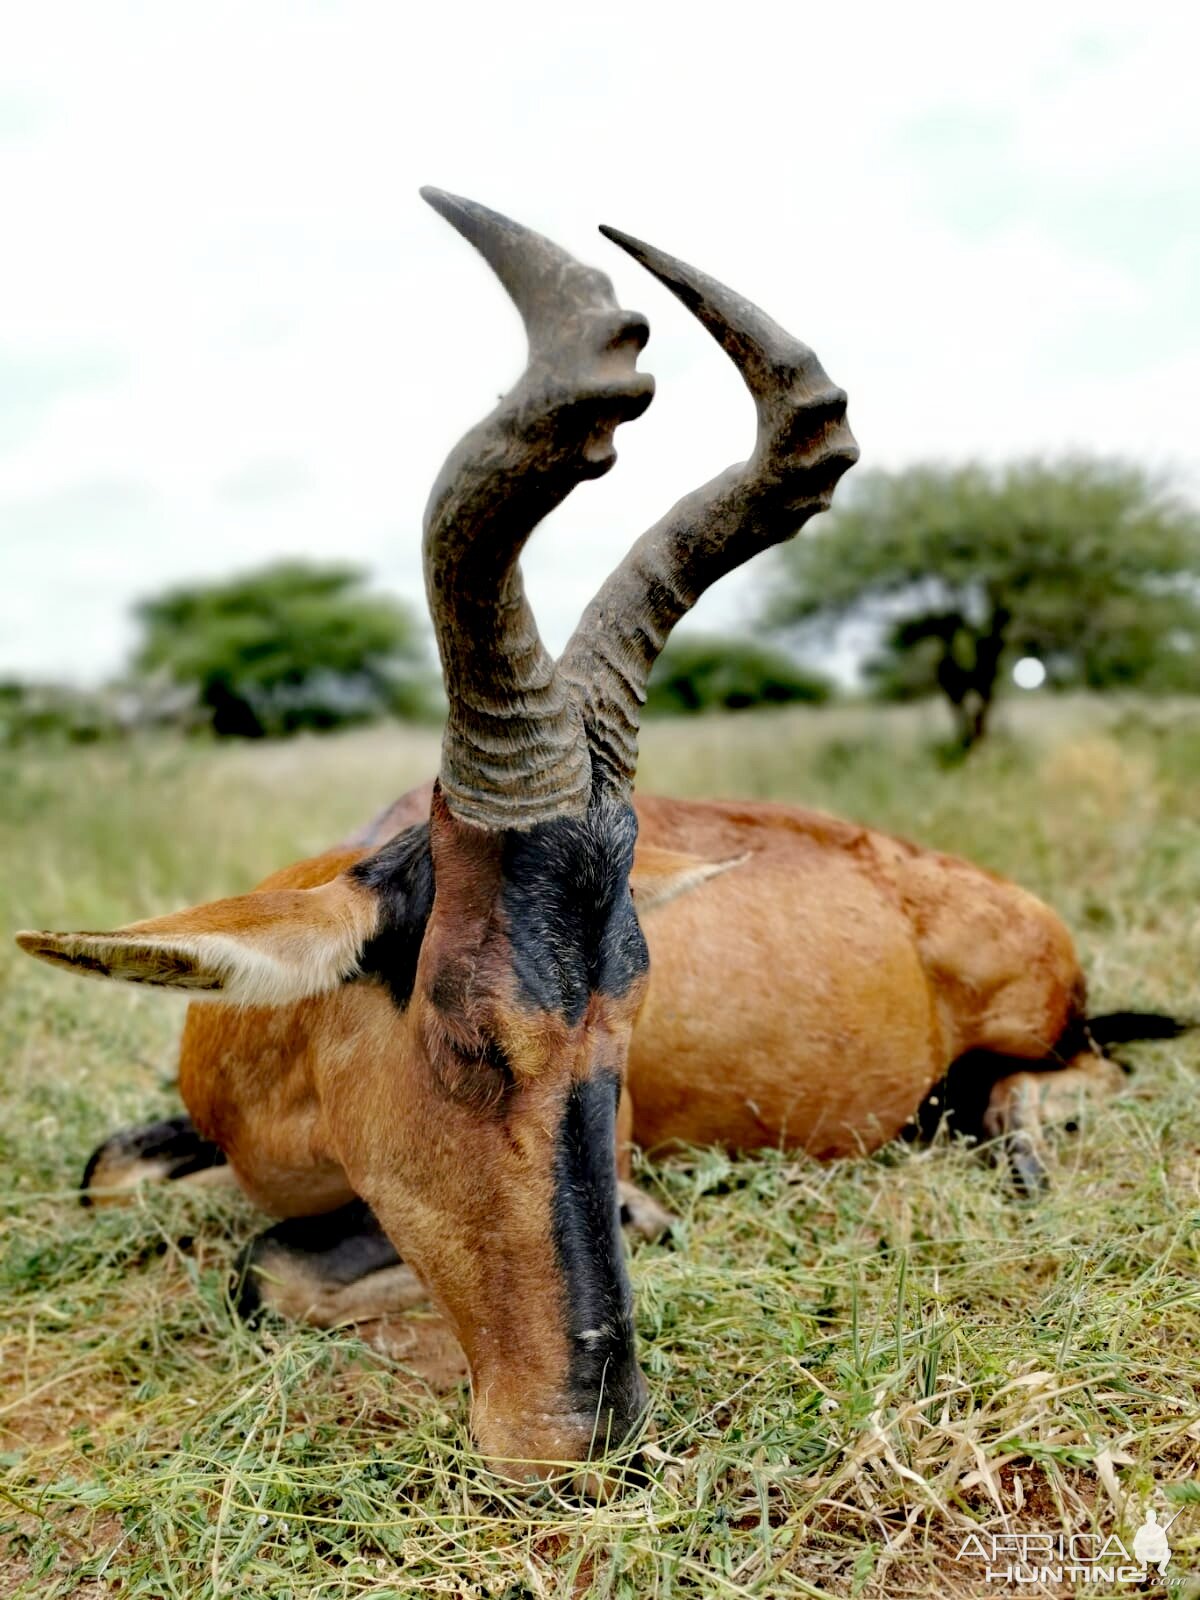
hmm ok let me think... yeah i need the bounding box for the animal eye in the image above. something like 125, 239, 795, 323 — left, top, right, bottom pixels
470, 1035, 515, 1087
426, 1020, 515, 1109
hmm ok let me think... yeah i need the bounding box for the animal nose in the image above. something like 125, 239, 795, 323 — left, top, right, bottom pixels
578, 1354, 650, 1459
473, 1364, 651, 1491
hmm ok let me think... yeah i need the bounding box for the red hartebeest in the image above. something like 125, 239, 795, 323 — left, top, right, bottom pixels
16, 192, 1177, 1483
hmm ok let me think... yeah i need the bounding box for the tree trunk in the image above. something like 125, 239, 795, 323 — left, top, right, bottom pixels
204, 679, 266, 739
942, 605, 1010, 751
964, 693, 991, 748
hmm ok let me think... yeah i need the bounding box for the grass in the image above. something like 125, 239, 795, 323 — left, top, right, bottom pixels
2, 696, 1200, 1598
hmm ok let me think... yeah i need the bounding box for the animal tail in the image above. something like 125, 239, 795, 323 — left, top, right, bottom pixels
1060, 1010, 1192, 1057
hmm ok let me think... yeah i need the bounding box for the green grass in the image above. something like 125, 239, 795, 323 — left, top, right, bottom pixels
2, 698, 1200, 1598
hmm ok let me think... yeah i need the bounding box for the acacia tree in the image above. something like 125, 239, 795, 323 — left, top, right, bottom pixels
135, 562, 430, 737
766, 458, 1200, 748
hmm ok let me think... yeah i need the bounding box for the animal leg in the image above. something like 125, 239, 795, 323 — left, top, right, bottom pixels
235, 1199, 426, 1327
618, 1179, 676, 1242
81, 1113, 233, 1205
616, 1087, 675, 1241
235, 1201, 473, 1391
982, 1052, 1127, 1196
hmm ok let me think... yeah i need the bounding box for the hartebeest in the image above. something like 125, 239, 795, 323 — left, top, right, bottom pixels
16, 191, 1178, 1482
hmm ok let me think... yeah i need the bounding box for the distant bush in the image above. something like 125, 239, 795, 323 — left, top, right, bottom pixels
0, 678, 204, 748
134, 562, 433, 738
0, 681, 120, 747
644, 634, 832, 717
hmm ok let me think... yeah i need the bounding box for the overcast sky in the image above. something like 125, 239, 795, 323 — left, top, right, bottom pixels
3, 1, 1197, 683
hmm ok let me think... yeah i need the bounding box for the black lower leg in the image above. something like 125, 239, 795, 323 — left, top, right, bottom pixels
235, 1200, 412, 1325
81, 1114, 227, 1205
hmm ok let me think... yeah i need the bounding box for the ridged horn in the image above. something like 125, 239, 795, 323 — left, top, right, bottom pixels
419, 189, 654, 830
560, 228, 859, 799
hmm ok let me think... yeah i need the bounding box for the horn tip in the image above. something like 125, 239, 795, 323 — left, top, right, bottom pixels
420, 185, 466, 221
600, 225, 686, 296
598, 223, 646, 258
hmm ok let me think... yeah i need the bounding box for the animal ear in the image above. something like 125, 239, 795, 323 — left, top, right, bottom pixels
15, 875, 380, 1006
630, 846, 748, 916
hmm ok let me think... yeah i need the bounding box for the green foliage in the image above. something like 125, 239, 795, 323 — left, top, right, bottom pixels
134, 562, 431, 738
0, 681, 121, 748
644, 633, 831, 717
767, 457, 1200, 746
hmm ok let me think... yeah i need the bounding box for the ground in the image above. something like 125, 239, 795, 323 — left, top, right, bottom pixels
2, 698, 1199, 1599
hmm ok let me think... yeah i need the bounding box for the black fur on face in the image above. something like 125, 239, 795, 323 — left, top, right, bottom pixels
552, 1069, 645, 1431
351, 800, 650, 1034
501, 798, 649, 1027
350, 822, 435, 1009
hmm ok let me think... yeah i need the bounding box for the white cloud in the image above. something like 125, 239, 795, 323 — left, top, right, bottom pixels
1, 0, 1197, 680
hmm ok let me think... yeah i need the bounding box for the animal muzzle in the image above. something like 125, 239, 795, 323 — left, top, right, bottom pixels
471, 1350, 649, 1487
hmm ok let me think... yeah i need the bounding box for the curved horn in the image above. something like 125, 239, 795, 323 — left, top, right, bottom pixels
420, 189, 654, 831
560, 229, 859, 799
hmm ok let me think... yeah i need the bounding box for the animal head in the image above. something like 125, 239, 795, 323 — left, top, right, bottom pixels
17, 189, 857, 1479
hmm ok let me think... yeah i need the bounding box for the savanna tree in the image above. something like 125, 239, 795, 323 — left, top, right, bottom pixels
766, 458, 1200, 747
135, 562, 430, 737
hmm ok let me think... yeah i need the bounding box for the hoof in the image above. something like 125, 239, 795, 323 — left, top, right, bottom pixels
1003, 1132, 1049, 1199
